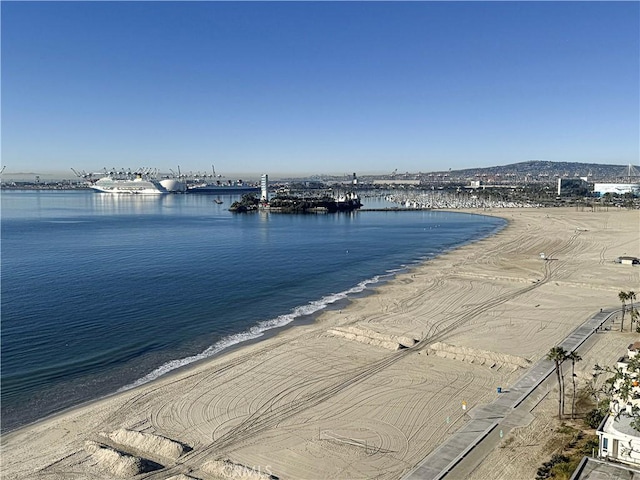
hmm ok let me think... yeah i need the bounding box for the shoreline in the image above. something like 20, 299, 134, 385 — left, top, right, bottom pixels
1, 209, 505, 434
2, 207, 638, 480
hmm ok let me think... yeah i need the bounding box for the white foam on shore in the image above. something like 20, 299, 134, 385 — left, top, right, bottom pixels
119, 275, 387, 392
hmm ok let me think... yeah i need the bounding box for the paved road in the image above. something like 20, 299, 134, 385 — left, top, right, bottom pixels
402, 307, 617, 480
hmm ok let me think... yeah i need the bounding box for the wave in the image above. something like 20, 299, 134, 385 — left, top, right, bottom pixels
45, 220, 89, 224
118, 274, 388, 392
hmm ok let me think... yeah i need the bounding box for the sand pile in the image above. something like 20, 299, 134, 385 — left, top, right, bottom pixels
85, 440, 158, 477
427, 342, 530, 370
327, 325, 418, 350
202, 460, 278, 479
166, 475, 201, 480
107, 428, 187, 462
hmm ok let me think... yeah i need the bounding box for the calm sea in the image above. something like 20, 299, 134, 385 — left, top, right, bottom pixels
1, 190, 505, 432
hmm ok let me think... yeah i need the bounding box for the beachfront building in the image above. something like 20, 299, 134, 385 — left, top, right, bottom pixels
611, 342, 640, 417
615, 256, 640, 266
571, 457, 640, 480
597, 415, 640, 466
596, 342, 640, 466
593, 183, 640, 196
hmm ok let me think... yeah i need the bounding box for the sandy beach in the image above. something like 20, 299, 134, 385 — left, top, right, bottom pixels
2, 207, 638, 480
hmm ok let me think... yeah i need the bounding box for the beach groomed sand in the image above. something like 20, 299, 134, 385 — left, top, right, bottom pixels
2, 207, 638, 480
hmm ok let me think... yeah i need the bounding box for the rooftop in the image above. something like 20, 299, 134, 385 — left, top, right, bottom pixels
601, 414, 640, 439
570, 456, 640, 480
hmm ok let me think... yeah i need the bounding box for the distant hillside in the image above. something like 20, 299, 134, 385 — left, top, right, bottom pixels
428, 161, 638, 182
357, 161, 639, 183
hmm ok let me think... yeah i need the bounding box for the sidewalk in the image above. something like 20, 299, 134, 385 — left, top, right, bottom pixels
402, 308, 617, 480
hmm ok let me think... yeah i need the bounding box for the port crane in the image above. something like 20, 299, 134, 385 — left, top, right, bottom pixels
70, 168, 100, 183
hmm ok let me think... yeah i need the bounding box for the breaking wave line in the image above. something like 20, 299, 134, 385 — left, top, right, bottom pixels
119, 274, 388, 392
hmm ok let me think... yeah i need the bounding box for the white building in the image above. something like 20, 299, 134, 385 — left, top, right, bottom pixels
597, 342, 640, 466
615, 256, 640, 266
593, 183, 640, 196
597, 415, 640, 465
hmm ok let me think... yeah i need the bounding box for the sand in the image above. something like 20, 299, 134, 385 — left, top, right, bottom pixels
1, 207, 638, 480
467, 329, 638, 480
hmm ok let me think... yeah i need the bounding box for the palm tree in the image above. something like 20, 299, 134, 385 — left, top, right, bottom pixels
628, 291, 637, 331
547, 346, 568, 420
567, 351, 582, 419
619, 291, 629, 331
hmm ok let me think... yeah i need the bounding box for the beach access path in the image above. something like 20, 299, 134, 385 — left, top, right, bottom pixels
403, 307, 618, 480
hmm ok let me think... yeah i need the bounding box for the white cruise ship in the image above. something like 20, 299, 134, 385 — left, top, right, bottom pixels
91, 174, 182, 194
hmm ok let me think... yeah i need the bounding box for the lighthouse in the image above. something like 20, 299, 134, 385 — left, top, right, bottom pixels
261, 174, 269, 202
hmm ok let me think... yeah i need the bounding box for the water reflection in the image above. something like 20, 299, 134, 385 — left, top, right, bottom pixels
92, 192, 169, 215
0, 189, 396, 222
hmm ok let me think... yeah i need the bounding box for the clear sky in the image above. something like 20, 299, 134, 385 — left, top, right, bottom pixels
2, 1, 639, 178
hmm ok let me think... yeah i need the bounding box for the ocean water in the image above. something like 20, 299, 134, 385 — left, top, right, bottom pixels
1, 190, 505, 432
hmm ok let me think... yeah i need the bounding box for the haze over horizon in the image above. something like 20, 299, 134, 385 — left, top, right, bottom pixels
2, 2, 638, 178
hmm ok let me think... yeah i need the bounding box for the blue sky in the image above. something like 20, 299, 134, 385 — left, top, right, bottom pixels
2, 1, 639, 177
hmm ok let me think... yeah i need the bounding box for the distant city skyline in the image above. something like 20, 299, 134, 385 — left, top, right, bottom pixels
2, 1, 638, 178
